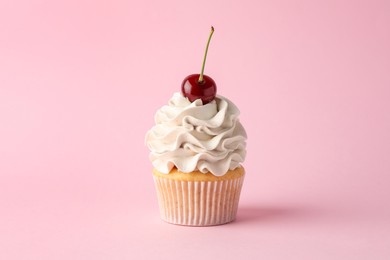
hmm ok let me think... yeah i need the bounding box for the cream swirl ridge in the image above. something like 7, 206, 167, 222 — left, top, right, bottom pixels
145, 92, 247, 176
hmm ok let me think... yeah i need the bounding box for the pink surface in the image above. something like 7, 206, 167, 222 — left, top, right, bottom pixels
1, 0, 390, 259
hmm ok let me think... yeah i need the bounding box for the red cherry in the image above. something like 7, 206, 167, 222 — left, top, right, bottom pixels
181, 26, 216, 105
181, 74, 217, 104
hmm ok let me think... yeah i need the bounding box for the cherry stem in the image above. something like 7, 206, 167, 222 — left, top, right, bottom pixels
198, 26, 214, 84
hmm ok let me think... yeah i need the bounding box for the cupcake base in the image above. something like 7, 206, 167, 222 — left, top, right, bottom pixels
152, 167, 245, 226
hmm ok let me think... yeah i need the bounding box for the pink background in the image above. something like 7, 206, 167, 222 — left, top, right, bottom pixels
1, 0, 389, 259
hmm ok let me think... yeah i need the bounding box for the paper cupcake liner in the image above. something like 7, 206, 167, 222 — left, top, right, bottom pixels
153, 174, 244, 226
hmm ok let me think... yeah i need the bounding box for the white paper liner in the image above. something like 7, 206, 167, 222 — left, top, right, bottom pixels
153, 174, 244, 226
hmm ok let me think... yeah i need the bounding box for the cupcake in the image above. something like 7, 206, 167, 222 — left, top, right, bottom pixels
145, 27, 247, 226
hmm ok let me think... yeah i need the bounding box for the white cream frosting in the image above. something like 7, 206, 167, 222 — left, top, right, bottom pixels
145, 92, 247, 176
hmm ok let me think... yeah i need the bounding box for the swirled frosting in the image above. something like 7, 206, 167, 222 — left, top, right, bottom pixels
145, 92, 247, 176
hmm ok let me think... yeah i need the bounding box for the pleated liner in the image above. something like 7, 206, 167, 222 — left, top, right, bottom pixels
153, 174, 245, 226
